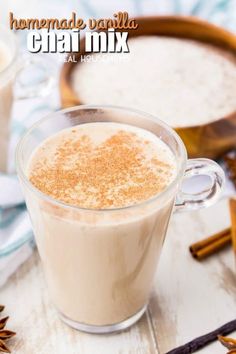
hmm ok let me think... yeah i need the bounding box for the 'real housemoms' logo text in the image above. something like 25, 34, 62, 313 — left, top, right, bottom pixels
9, 12, 138, 55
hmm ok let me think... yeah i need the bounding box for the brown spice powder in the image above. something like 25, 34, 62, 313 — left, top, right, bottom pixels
29, 129, 174, 209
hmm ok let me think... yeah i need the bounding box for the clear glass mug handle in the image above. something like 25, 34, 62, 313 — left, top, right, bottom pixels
175, 158, 225, 212
14, 54, 55, 99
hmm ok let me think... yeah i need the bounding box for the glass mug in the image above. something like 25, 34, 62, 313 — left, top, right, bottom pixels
16, 106, 225, 333
0, 25, 54, 172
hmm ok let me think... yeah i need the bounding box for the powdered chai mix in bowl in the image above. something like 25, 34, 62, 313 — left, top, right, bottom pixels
60, 16, 236, 158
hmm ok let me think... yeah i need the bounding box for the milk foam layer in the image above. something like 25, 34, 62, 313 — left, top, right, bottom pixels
28, 122, 177, 209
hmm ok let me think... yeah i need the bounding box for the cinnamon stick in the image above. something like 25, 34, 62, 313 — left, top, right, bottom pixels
229, 197, 236, 256
190, 228, 231, 260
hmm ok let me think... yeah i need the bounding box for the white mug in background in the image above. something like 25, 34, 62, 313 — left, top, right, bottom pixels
0, 25, 54, 172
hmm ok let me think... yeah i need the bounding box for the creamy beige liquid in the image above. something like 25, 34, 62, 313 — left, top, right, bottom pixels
0, 41, 13, 172
26, 123, 177, 326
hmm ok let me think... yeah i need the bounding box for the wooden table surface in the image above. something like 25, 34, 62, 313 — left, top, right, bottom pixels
1, 198, 236, 354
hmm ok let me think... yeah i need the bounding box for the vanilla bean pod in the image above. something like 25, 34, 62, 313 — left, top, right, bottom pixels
166, 319, 236, 354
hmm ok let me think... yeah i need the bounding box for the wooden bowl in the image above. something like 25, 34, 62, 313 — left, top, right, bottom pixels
60, 16, 236, 158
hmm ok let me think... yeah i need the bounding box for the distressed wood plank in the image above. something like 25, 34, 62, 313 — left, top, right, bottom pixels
150, 198, 236, 353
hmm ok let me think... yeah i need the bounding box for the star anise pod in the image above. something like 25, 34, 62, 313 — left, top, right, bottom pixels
218, 335, 236, 353
0, 331, 16, 341
0, 306, 16, 353
0, 340, 10, 354
0, 318, 9, 331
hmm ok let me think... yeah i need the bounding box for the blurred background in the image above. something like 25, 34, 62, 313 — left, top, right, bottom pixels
2, 0, 236, 28
1, 0, 236, 170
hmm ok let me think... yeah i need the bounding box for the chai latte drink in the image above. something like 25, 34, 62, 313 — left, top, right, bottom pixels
17, 106, 225, 333
27, 122, 177, 328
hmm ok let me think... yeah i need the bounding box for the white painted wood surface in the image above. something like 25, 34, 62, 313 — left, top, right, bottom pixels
1, 198, 235, 354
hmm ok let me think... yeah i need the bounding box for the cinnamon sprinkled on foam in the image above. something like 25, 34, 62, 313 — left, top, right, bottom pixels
28, 123, 176, 209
